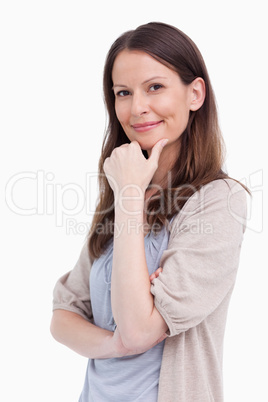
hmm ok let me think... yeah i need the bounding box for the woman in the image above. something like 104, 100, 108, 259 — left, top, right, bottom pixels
51, 22, 247, 401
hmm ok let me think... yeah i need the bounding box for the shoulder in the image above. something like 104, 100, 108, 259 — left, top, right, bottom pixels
185, 178, 247, 210
170, 179, 247, 238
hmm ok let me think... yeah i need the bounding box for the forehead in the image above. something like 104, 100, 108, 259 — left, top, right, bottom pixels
112, 50, 177, 83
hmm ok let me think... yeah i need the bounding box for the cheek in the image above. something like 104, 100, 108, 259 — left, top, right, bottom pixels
159, 98, 190, 133
154, 95, 181, 118
164, 95, 189, 120
115, 102, 130, 124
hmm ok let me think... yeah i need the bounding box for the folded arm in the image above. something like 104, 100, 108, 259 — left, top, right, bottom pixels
50, 309, 115, 358
50, 242, 165, 358
111, 199, 168, 350
104, 141, 169, 350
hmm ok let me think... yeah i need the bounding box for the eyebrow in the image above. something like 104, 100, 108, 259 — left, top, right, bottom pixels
112, 76, 168, 89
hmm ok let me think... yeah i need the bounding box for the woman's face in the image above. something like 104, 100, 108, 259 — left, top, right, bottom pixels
112, 50, 196, 152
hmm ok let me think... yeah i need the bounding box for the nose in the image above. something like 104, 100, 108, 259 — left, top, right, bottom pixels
131, 92, 149, 117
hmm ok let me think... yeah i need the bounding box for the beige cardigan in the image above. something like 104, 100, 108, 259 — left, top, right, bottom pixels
53, 179, 247, 402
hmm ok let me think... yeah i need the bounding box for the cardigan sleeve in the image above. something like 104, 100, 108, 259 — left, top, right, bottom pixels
151, 179, 247, 337
52, 241, 94, 322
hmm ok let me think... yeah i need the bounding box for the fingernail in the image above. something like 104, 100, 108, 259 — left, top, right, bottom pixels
161, 139, 169, 147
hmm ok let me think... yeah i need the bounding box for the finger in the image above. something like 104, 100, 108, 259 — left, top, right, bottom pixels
130, 140, 141, 148
148, 139, 169, 166
110, 144, 129, 157
150, 267, 163, 282
149, 273, 156, 282
153, 268, 163, 278
129, 141, 145, 154
103, 157, 110, 172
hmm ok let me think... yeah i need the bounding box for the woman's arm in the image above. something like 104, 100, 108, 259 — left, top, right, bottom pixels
50, 310, 115, 359
51, 236, 165, 359
111, 196, 168, 350
104, 140, 168, 350
51, 298, 166, 358
150, 179, 247, 337
51, 245, 119, 358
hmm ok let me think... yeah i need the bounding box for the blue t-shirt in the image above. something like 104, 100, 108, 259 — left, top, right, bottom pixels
79, 227, 169, 402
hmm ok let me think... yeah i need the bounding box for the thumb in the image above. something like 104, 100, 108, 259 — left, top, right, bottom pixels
149, 139, 169, 165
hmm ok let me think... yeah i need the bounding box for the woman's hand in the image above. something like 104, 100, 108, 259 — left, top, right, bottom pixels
149, 267, 163, 282
103, 139, 168, 198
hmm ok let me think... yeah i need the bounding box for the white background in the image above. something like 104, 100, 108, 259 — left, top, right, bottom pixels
1, 0, 267, 401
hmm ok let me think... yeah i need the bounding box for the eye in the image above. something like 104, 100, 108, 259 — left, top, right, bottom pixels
149, 84, 163, 92
116, 90, 130, 97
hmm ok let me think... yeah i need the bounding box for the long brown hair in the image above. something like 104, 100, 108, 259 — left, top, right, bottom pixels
88, 22, 231, 259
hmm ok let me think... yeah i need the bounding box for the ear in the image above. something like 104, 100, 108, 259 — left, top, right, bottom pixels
190, 77, 206, 111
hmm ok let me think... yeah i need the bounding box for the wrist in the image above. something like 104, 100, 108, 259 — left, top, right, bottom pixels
114, 184, 145, 214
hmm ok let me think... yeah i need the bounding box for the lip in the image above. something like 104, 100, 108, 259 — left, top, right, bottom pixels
131, 120, 163, 132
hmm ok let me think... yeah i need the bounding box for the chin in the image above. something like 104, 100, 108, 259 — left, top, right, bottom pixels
139, 144, 152, 151
136, 140, 156, 152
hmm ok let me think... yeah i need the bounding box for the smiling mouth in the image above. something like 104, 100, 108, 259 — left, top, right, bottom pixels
131, 120, 163, 132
